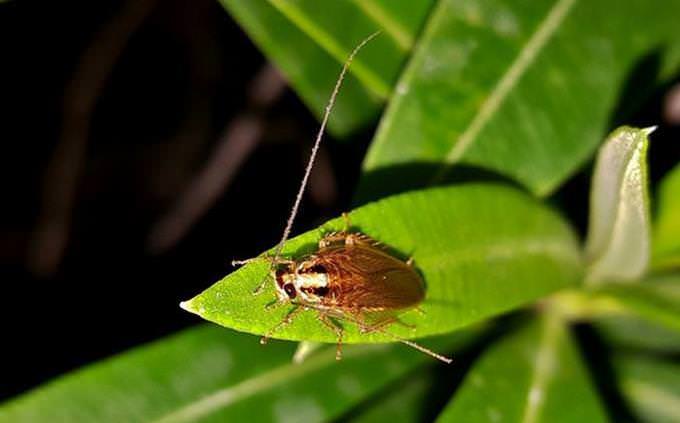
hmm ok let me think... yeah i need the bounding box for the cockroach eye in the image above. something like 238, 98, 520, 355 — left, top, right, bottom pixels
283, 283, 296, 299
275, 269, 285, 288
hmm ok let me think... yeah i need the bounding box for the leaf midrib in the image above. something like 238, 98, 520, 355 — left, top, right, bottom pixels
152, 345, 386, 423
520, 315, 560, 423
268, 0, 390, 99
432, 0, 578, 182
417, 236, 578, 271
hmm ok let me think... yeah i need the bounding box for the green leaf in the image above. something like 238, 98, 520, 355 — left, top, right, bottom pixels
595, 314, 680, 353
218, 0, 434, 135
0, 325, 478, 422
437, 314, 608, 422
614, 354, 680, 423
182, 183, 581, 344
551, 275, 680, 335
345, 369, 435, 423
652, 162, 680, 270
361, 0, 680, 197
585, 126, 653, 284
589, 275, 680, 334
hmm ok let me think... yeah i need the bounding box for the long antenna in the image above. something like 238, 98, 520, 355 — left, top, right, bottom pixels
251, 31, 381, 293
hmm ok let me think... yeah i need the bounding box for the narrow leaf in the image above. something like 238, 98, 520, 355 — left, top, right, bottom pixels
345, 370, 435, 423
585, 126, 653, 284
614, 354, 680, 423
595, 315, 680, 354
361, 0, 680, 197
652, 162, 680, 270
0, 325, 478, 422
182, 184, 581, 343
218, 0, 434, 135
437, 315, 608, 422
589, 275, 680, 333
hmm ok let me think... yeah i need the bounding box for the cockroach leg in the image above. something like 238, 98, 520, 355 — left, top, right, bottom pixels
341, 212, 351, 231
237, 257, 295, 295
261, 305, 303, 345
252, 277, 270, 295
406, 257, 415, 267
359, 315, 416, 335
264, 298, 284, 310
318, 313, 344, 360
318, 231, 346, 249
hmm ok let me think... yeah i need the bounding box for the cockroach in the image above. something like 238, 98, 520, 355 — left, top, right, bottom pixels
233, 32, 452, 364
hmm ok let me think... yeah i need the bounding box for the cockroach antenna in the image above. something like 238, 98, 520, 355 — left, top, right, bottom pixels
238, 31, 381, 294
230, 34, 452, 364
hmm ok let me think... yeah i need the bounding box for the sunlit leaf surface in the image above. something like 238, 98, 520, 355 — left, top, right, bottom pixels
183, 184, 581, 343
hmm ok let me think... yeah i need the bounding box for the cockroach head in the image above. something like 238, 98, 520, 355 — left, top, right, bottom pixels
274, 266, 296, 301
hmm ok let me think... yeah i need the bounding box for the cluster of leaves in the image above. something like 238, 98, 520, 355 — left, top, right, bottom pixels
3, 0, 680, 422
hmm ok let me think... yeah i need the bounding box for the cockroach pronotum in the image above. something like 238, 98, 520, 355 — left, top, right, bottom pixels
233, 32, 452, 364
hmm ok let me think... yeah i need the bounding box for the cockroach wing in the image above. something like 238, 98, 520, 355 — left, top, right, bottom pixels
318, 244, 425, 311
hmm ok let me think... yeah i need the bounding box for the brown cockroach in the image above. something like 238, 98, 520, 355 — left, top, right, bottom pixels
233, 32, 452, 364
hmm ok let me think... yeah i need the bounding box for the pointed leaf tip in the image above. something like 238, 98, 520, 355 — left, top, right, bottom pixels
585, 126, 652, 284
642, 125, 658, 136
179, 300, 195, 313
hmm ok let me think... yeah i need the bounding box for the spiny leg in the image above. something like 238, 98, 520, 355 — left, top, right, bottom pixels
341, 212, 351, 231
339, 312, 452, 364
359, 319, 452, 364
318, 212, 353, 249
318, 313, 344, 360
358, 316, 416, 335
261, 306, 303, 345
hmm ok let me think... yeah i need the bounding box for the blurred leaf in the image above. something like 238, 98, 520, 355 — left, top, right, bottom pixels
585, 126, 652, 284
652, 162, 680, 270
595, 314, 680, 353
552, 275, 680, 335
218, 0, 434, 135
437, 315, 607, 422
589, 274, 680, 333
0, 325, 478, 422
182, 184, 581, 343
614, 354, 680, 423
343, 369, 435, 423
361, 0, 680, 197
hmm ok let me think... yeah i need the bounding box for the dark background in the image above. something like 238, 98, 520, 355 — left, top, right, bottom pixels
1, 0, 678, 401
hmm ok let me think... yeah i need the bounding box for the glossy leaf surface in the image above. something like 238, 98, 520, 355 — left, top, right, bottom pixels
362, 0, 680, 197
437, 315, 607, 422
183, 184, 581, 343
